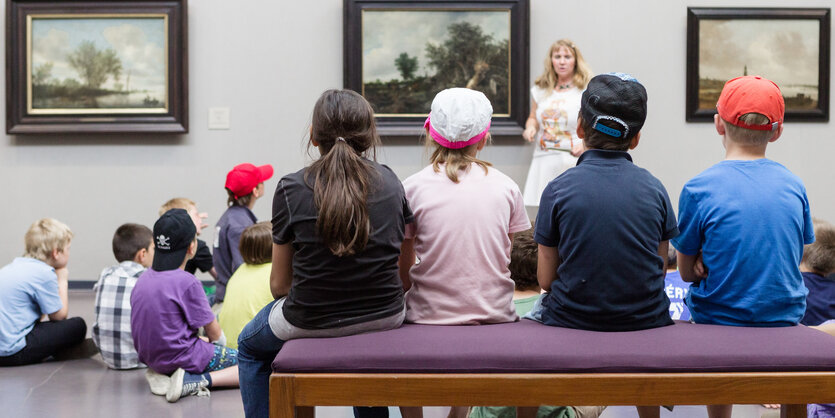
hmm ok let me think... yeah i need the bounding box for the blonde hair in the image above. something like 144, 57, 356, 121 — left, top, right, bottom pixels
24, 218, 73, 262
425, 132, 492, 183
723, 113, 775, 146
803, 219, 835, 275
534, 39, 592, 91
159, 197, 196, 216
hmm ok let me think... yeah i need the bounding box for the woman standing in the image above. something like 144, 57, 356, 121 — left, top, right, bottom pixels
522, 39, 592, 208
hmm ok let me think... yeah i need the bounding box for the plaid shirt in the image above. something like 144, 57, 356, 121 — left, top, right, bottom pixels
92, 261, 146, 369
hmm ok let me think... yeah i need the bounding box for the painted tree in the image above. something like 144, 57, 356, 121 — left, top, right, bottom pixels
394, 52, 418, 80
32, 62, 54, 85
67, 41, 122, 89
424, 21, 509, 111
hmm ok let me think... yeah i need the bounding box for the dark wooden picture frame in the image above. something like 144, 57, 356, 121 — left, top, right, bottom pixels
344, 0, 529, 137
6, 0, 188, 134
686, 7, 830, 123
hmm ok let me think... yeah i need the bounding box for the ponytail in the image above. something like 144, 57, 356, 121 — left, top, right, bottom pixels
305, 89, 380, 257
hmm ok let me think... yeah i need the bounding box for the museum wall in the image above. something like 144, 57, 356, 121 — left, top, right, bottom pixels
0, 0, 832, 282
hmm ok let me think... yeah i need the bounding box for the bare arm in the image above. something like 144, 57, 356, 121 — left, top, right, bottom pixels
657, 241, 669, 272
677, 251, 707, 283
537, 244, 560, 292
398, 238, 416, 291
204, 319, 223, 342
47, 267, 69, 321
522, 100, 538, 142
811, 322, 835, 337
270, 243, 294, 299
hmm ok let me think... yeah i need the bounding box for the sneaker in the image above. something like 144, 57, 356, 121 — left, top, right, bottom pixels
145, 369, 170, 396
166, 368, 211, 402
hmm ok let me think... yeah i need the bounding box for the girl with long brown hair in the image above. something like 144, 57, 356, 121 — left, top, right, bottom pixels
237, 89, 412, 418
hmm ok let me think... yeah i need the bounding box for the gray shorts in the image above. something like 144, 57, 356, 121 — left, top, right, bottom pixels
268, 297, 405, 341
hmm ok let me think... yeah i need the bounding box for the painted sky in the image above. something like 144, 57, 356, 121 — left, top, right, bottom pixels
31, 17, 166, 93
363, 10, 509, 82
699, 19, 819, 87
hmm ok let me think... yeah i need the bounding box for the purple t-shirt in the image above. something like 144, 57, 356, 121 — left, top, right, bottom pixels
130, 268, 215, 374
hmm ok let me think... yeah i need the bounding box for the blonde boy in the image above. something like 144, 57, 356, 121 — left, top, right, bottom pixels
0, 218, 87, 366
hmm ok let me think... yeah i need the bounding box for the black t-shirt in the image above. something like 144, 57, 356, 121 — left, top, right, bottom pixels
185, 239, 213, 275
272, 161, 413, 329
535, 150, 679, 331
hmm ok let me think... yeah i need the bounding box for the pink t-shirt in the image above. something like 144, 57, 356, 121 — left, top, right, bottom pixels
403, 163, 531, 325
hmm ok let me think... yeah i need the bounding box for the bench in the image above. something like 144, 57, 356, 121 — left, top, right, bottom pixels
270, 320, 835, 418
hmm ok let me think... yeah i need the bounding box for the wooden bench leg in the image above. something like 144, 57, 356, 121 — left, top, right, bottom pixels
296, 406, 315, 418
271, 375, 296, 418
780, 404, 806, 418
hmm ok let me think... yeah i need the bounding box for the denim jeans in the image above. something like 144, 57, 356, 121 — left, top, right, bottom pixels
238, 300, 286, 418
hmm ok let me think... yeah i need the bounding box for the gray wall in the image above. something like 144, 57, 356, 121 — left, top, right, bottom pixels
1, 0, 833, 281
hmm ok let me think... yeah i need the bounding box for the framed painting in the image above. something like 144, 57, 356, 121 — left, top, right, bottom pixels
6, 0, 188, 134
344, 0, 529, 136
686, 7, 830, 122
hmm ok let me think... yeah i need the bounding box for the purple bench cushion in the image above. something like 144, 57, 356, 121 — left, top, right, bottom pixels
272, 320, 835, 373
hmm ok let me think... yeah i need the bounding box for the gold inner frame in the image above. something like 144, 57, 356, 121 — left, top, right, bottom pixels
360, 8, 512, 118
26, 13, 169, 115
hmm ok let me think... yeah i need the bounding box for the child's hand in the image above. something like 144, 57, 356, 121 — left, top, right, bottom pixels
55, 267, 69, 283
693, 253, 708, 280
570, 140, 586, 157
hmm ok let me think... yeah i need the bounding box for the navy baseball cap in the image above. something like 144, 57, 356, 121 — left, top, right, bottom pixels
580, 72, 647, 140
152, 209, 197, 271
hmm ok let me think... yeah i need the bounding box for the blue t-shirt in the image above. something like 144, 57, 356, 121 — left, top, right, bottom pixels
664, 270, 691, 321
672, 159, 813, 326
535, 150, 679, 331
0, 258, 63, 356
801, 271, 835, 326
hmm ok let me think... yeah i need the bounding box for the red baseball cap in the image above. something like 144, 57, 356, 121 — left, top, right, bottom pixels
716, 75, 784, 131
225, 163, 273, 199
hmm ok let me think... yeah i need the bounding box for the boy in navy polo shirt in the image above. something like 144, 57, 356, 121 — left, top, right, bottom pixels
530, 72, 678, 333
529, 72, 677, 418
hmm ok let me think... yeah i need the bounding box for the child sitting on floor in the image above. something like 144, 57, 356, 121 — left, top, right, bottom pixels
470, 228, 604, 418
160, 198, 216, 280
800, 219, 835, 326
131, 209, 239, 402
218, 222, 273, 349
0, 218, 88, 367
664, 244, 690, 321
214, 162, 273, 305
92, 223, 154, 369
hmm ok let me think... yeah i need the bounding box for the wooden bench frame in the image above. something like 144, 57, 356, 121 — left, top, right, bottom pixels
270, 371, 835, 418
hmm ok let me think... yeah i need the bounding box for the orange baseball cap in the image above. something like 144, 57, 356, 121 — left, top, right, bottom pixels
716, 75, 784, 131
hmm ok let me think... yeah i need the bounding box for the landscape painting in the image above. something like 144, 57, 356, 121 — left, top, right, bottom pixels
698, 19, 819, 111
361, 10, 510, 116
28, 16, 168, 114
686, 8, 830, 122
